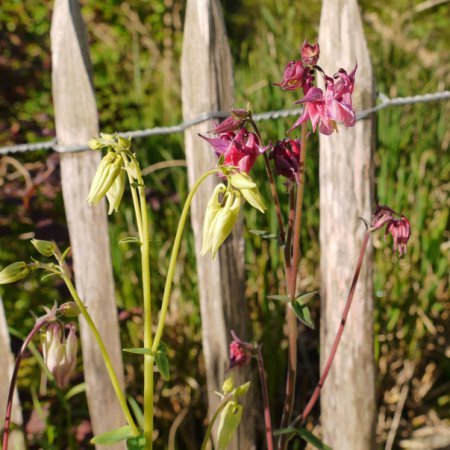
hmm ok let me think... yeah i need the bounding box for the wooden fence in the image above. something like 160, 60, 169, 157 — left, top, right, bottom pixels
0, 0, 374, 449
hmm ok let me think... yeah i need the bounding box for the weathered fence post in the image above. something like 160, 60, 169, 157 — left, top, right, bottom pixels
181, 1, 256, 448
319, 1, 376, 449
51, 1, 125, 448
0, 297, 25, 450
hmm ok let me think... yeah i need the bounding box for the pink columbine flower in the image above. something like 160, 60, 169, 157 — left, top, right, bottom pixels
200, 128, 266, 174
269, 139, 301, 182
290, 65, 357, 134
300, 39, 320, 66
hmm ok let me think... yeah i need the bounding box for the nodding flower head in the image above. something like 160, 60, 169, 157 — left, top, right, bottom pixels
371, 204, 411, 256
269, 139, 301, 182
229, 331, 253, 369
211, 109, 250, 134
273, 60, 309, 91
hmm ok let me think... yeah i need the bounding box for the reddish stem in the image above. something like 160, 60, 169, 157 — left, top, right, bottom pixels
2, 319, 48, 450
256, 346, 274, 450
300, 231, 370, 422
278, 123, 308, 450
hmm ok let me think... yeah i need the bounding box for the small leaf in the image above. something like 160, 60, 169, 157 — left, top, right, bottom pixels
217, 154, 225, 166
249, 229, 277, 240
249, 229, 267, 236
123, 347, 153, 356
119, 237, 142, 245
267, 294, 291, 302
291, 302, 315, 329
295, 290, 318, 305
64, 382, 86, 401
126, 435, 146, 450
60, 246, 71, 262
91, 425, 133, 445
295, 428, 332, 450
155, 344, 170, 381
127, 396, 144, 429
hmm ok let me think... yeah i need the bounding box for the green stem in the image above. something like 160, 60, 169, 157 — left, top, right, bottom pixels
134, 160, 154, 449
152, 168, 221, 353
62, 275, 139, 436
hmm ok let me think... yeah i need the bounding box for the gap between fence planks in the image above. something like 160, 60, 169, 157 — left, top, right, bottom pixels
51, 1, 126, 449
181, 1, 256, 449
319, 1, 376, 449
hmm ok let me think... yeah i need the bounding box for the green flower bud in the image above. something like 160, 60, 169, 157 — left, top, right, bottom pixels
106, 169, 125, 214
217, 401, 243, 450
0, 261, 30, 284
229, 172, 266, 213
222, 376, 235, 395
87, 152, 123, 205
116, 136, 132, 151
58, 301, 81, 317
234, 381, 251, 398
210, 191, 241, 258
201, 184, 227, 256
31, 239, 56, 257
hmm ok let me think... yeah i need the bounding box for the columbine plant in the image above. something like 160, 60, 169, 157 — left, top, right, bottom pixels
1, 38, 410, 450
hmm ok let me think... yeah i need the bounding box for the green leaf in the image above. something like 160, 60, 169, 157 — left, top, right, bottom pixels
295, 428, 332, 450
119, 237, 141, 245
291, 302, 315, 329
249, 229, 278, 240
64, 382, 86, 401
91, 425, 133, 445
249, 229, 267, 236
60, 246, 71, 262
126, 435, 146, 449
123, 347, 153, 356
267, 294, 291, 302
155, 343, 170, 381
127, 396, 144, 429
295, 290, 318, 305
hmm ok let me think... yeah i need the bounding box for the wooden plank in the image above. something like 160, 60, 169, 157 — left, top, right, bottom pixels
51, 1, 125, 449
0, 297, 26, 450
318, 1, 376, 449
181, 1, 256, 448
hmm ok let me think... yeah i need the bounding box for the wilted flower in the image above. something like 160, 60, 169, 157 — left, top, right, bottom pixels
273, 60, 310, 91
385, 216, 411, 256
211, 109, 249, 134
269, 139, 301, 182
300, 39, 320, 66
42, 322, 77, 388
370, 204, 411, 256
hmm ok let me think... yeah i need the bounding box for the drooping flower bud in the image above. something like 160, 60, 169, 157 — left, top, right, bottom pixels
31, 239, 57, 257
42, 322, 78, 388
229, 173, 266, 213
217, 401, 243, 450
229, 330, 253, 369
58, 301, 81, 318
273, 60, 307, 91
106, 169, 125, 214
87, 152, 123, 205
0, 261, 30, 284
269, 139, 301, 182
385, 215, 411, 256
212, 109, 249, 134
201, 186, 242, 259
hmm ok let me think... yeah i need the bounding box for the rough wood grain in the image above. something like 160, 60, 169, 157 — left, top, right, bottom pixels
51, 1, 125, 448
319, 1, 376, 449
0, 297, 25, 450
181, 1, 256, 448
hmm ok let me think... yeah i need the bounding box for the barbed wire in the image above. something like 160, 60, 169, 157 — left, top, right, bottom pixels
0, 90, 448, 156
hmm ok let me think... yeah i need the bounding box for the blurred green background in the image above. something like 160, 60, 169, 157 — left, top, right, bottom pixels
0, 0, 448, 449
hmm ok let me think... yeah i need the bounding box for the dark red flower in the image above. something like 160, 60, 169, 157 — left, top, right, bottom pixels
269, 139, 301, 182
385, 215, 411, 256
273, 60, 308, 91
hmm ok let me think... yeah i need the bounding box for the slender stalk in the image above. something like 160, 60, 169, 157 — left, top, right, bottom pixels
256, 346, 274, 450
132, 157, 154, 449
299, 231, 371, 423
278, 122, 308, 450
2, 320, 47, 450
62, 275, 139, 436
152, 168, 220, 353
